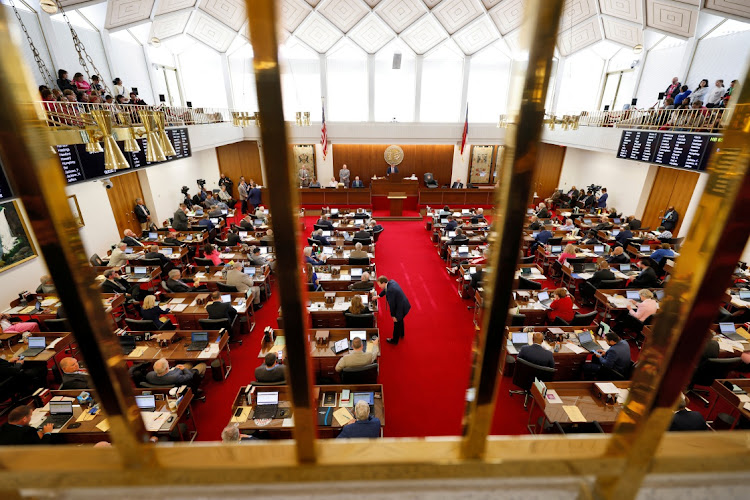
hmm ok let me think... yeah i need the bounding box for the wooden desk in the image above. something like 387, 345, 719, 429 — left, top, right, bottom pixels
307, 291, 377, 328
37, 388, 195, 443
6, 294, 125, 326
117, 246, 190, 266
0, 332, 74, 382
318, 248, 375, 266
313, 265, 376, 291
418, 188, 495, 206
371, 178, 419, 197
506, 326, 600, 380
528, 381, 630, 434
298, 188, 372, 206
183, 265, 272, 298
446, 244, 486, 267
260, 329, 380, 381
709, 379, 750, 429
124, 329, 232, 379
230, 384, 384, 438
593, 288, 664, 321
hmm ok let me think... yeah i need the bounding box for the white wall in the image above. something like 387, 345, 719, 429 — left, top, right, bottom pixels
558, 148, 655, 217
109, 37, 154, 104
143, 149, 221, 225
65, 180, 122, 257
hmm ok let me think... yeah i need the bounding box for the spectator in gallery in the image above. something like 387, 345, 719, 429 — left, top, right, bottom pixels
691, 79, 710, 103
705, 79, 725, 108
664, 77, 681, 100
129, 92, 147, 106
72, 73, 90, 93
674, 86, 691, 106
113, 77, 128, 97
56, 69, 77, 93
90, 74, 103, 92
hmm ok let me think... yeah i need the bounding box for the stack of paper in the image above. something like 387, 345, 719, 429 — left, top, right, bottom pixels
595, 382, 620, 394
140, 411, 170, 432
96, 419, 110, 432
333, 407, 353, 426
566, 344, 586, 354
231, 407, 251, 423
169, 298, 185, 305
46, 338, 63, 350
198, 343, 221, 359
130, 346, 148, 357
563, 405, 586, 422
171, 304, 188, 313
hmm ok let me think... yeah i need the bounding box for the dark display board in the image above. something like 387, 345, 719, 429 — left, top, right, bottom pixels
616, 130, 715, 172
55, 127, 191, 184
0, 163, 12, 200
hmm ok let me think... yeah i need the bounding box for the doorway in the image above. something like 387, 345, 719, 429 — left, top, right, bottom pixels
106, 172, 146, 236
641, 168, 699, 234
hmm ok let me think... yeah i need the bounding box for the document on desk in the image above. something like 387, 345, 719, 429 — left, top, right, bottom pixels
506, 342, 518, 355
597, 340, 610, 350
743, 402, 750, 412
738, 394, 750, 403
141, 411, 170, 432
130, 346, 148, 357
169, 298, 186, 304
231, 407, 251, 423
171, 304, 188, 313
282, 416, 295, 428
333, 407, 353, 426
41, 298, 59, 307
617, 389, 630, 405
96, 419, 110, 432
76, 409, 96, 422
595, 382, 620, 394
195, 272, 206, 278
563, 405, 587, 422
198, 343, 220, 359
566, 344, 586, 354
46, 337, 63, 350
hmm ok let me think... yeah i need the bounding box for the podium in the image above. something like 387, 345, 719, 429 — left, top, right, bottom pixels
387, 192, 407, 216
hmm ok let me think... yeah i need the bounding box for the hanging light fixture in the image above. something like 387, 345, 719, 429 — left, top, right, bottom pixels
633, 44, 643, 54
303, 111, 311, 127
90, 110, 129, 169
40, 0, 58, 14
154, 111, 177, 156
137, 110, 167, 162
150, 37, 161, 48
115, 111, 141, 153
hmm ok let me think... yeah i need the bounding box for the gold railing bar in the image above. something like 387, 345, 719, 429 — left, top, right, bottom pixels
245, 0, 316, 463
0, 8, 154, 467
461, 0, 565, 459
595, 79, 750, 499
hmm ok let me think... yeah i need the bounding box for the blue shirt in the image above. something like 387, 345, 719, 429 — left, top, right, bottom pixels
597, 193, 608, 208
674, 89, 691, 105
598, 340, 631, 373
535, 230, 553, 244
649, 248, 675, 264
337, 417, 381, 438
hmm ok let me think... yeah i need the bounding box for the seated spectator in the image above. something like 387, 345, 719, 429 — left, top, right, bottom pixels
36, 275, 56, 294
536, 202, 549, 219
518, 332, 554, 368
146, 358, 205, 392
72, 73, 90, 93
594, 216, 612, 231
312, 229, 332, 246
345, 295, 368, 315
559, 218, 575, 231
309, 177, 321, 188
56, 69, 76, 93
100, 269, 131, 295
337, 400, 381, 439
449, 227, 469, 246
225, 262, 262, 309
0, 314, 40, 334
669, 394, 708, 431
529, 215, 541, 230
129, 92, 147, 105
316, 214, 334, 229
112, 77, 127, 97
349, 242, 369, 260
546, 288, 575, 324
108, 241, 132, 267
225, 228, 241, 247
203, 243, 222, 266
90, 74, 103, 92
255, 352, 286, 383
444, 216, 458, 232
218, 184, 233, 206
653, 226, 673, 240
328, 177, 339, 188
335, 336, 379, 372
583, 331, 631, 379
59, 357, 91, 389
470, 208, 486, 224
144, 245, 170, 268
260, 229, 274, 245
122, 229, 144, 247
626, 215, 641, 230
351, 176, 364, 188
0, 406, 53, 445
249, 246, 276, 271
140, 294, 174, 330
305, 262, 320, 291
674, 85, 691, 106
104, 94, 113, 104
578, 259, 615, 304
582, 230, 601, 245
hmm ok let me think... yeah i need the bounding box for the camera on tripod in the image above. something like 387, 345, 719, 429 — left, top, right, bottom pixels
180, 185, 190, 195
587, 184, 602, 195
197, 179, 206, 188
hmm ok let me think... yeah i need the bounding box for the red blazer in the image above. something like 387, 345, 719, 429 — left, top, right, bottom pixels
547, 295, 575, 323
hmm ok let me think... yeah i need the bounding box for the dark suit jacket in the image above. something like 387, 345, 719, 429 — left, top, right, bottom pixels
226, 233, 241, 246
629, 219, 642, 230
206, 301, 237, 322
535, 230, 553, 244
379, 280, 411, 321
615, 230, 633, 245
145, 251, 170, 268
248, 188, 262, 205
594, 222, 612, 231
444, 221, 458, 232
451, 182, 464, 189
663, 210, 679, 231
607, 253, 631, 265
599, 340, 631, 373
101, 278, 130, 294
60, 372, 91, 390
630, 267, 659, 288
140, 306, 170, 327
529, 221, 541, 230
316, 219, 334, 229
352, 180, 364, 188
254, 364, 286, 383
350, 280, 374, 291
314, 235, 332, 246
337, 417, 381, 438
167, 278, 192, 293
354, 230, 370, 240
239, 219, 254, 229
518, 344, 555, 369
146, 367, 194, 386
0, 423, 51, 445
449, 236, 469, 246
135, 204, 150, 223
173, 210, 189, 231
537, 208, 549, 219
123, 236, 143, 247
588, 269, 616, 288
669, 410, 707, 431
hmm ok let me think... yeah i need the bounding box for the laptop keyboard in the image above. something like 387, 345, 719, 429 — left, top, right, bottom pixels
253, 404, 278, 419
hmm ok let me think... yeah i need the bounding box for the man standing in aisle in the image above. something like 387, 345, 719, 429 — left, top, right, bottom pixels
218, 173, 233, 197
376, 276, 411, 345
238, 176, 249, 214
339, 164, 351, 188
134, 198, 151, 231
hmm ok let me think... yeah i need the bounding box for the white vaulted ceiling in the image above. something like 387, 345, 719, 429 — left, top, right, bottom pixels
69, 0, 747, 56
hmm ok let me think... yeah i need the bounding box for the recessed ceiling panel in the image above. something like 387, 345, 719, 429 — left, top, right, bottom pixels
559, 0, 597, 31
348, 12, 396, 52
154, 0, 196, 16
488, 0, 524, 35
280, 0, 314, 32
598, 0, 644, 23
200, 0, 246, 31
375, 0, 429, 33
295, 12, 344, 52
558, 16, 603, 55
400, 13, 448, 53
151, 10, 191, 40
646, 0, 698, 37
186, 10, 237, 52
453, 16, 499, 54
704, 0, 750, 20
105, 0, 155, 29
319, 0, 370, 32
432, 0, 484, 34
602, 16, 643, 46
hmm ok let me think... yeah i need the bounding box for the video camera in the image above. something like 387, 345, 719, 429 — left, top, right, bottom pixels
587, 184, 602, 195
181, 186, 190, 195
197, 179, 206, 187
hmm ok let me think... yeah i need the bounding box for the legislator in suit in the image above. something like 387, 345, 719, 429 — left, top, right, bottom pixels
377, 279, 411, 345
662, 207, 679, 231
172, 207, 189, 231
518, 340, 555, 369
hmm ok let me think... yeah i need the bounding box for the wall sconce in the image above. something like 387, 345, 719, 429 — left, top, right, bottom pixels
303, 111, 311, 127
295, 112, 302, 126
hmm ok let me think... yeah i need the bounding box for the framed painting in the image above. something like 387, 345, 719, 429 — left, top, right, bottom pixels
0, 200, 38, 273
292, 144, 317, 186
469, 145, 495, 184
68, 194, 84, 228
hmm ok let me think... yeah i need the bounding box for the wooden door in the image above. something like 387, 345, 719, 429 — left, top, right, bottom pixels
106, 172, 145, 236
532, 143, 566, 200
216, 141, 264, 187
641, 168, 699, 233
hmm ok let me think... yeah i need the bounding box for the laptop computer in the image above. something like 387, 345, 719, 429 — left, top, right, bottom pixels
626, 290, 641, 301
718, 322, 745, 342
349, 331, 368, 352
613, 218, 621, 224
639, 244, 652, 255
655, 289, 665, 301
440, 218, 448, 224
577, 331, 601, 353
583, 262, 597, 272
549, 245, 562, 254
42, 401, 74, 429
619, 263, 637, 276
612, 230, 620, 236
537, 291, 553, 307
135, 395, 157, 411
331, 208, 339, 215
351, 267, 363, 278
352, 392, 375, 414
583, 218, 592, 224
22, 337, 46, 357
159, 247, 173, 256
342, 232, 353, 241
593, 245, 605, 254
259, 247, 269, 255
458, 245, 470, 257
239, 231, 248, 238
125, 247, 134, 254
739, 290, 750, 301
253, 392, 279, 419
119, 335, 136, 355
148, 232, 158, 241
520, 267, 532, 276
131, 266, 148, 278
254, 220, 263, 226
221, 209, 228, 215
332, 338, 349, 354
447, 231, 456, 238
323, 247, 334, 255
186, 332, 209, 351
511, 332, 529, 350
210, 218, 219, 224
220, 294, 231, 303
244, 267, 257, 276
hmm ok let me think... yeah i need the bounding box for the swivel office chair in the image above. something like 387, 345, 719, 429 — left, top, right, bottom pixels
423, 173, 438, 188
509, 357, 556, 408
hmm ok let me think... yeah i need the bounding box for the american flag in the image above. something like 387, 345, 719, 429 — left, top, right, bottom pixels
321, 102, 328, 158
460, 103, 468, 155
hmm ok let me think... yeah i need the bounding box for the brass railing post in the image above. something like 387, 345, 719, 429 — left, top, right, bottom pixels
0, 8, 153, 466
461, 0, 564, 459
245, 0, 316, 463
594, 79, 750, 499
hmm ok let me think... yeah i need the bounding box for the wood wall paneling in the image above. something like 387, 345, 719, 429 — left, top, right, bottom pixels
532, 143, 566, 201
642, 168, 698, 233
216, 141, 264, 192
107, 172, 145, 236
332, 144, 454, 188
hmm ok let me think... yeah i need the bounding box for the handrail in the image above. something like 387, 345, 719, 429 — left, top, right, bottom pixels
573, 107, 731, 133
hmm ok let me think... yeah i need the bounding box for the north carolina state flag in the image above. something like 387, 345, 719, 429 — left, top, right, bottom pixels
460, 103, 468, 155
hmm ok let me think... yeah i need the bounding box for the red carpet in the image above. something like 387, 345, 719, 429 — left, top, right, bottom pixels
191, 214, 533, 440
